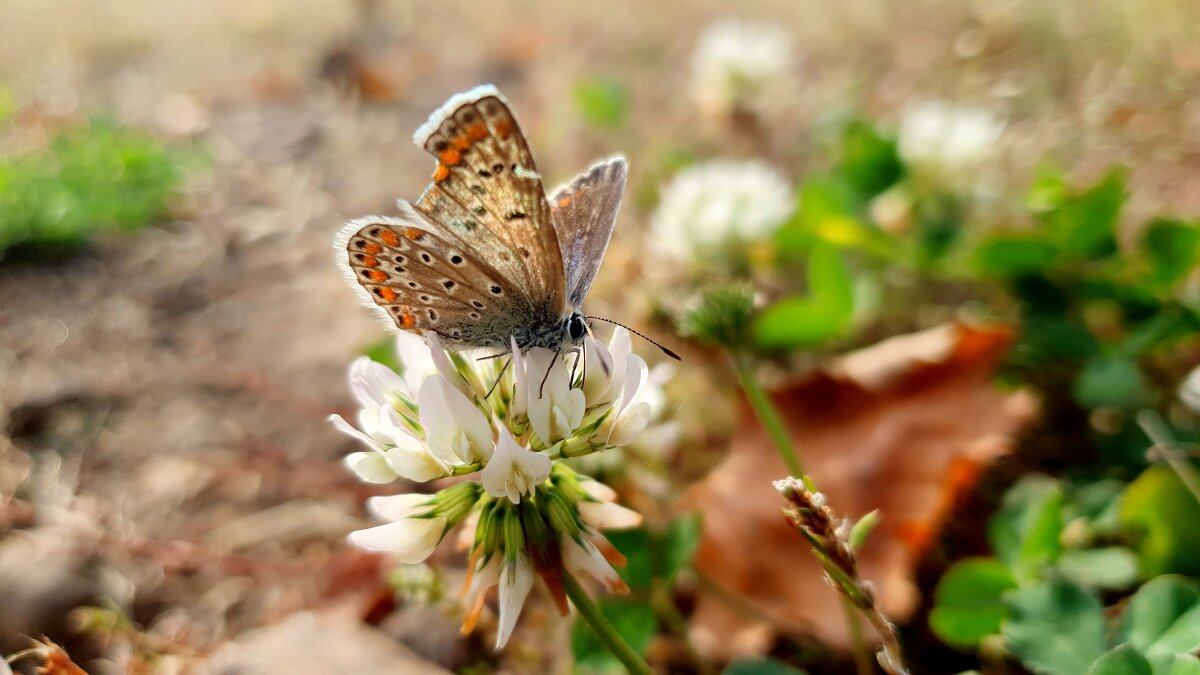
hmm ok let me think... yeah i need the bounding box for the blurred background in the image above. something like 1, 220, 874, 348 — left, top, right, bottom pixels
2, 0, 1200, 673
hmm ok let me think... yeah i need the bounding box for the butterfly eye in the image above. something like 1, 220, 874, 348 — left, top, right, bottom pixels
568, 315, 587, 341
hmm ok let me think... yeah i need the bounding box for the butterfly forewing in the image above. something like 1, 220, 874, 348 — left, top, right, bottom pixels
549, 157, 627, 308
342, 215, 530, 347
411, 87, 566, 317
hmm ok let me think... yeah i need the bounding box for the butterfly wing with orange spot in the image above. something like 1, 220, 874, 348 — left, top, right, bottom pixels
548, 156, 627, 308
338, 212, 529, 347
410, 85, 566, 318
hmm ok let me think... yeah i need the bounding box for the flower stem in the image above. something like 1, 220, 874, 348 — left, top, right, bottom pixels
1136, 409, 1200, 507
840, 595, 873, 675
730, 354, 805, 476
563, 572, 655, 675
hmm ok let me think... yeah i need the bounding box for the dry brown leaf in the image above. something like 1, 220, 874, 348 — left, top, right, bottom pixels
683, 323, 1038, 659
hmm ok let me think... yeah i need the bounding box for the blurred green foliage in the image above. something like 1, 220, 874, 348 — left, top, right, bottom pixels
0, 118, 195, 257
574, 77, 630, 130
929, 474, 1200, 672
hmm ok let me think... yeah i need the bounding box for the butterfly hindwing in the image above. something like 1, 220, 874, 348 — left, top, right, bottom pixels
411, 86, 566, 318
549, 156, 627, 308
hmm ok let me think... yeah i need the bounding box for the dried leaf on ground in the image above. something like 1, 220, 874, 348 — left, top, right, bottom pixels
684, 323, 1038, 658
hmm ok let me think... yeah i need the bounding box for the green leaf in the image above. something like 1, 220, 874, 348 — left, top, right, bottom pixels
1140, 218, 1200, 289
605, 527, 654, 591
797, 174, 859, 228
838, 119, 904, 197
1057, 547, 1139, 590
662, 512, 702, 581
1146, 654, 1200, 675
752, 297, 844, 348
1027, 165, 1069, 213
1117, 575, 1200, 657
1073, 355, 1148, 409
808, 242, 855, 322
988, 475, 1064, 582
1046, 167, 1126, 260
604, 514, 703, 591
1003, 579, 1107, 675
571, 597, 655, 674
1090, 645, 1153, 675
848, 509, 881, 550
1119, 465, 1200, 577
929, 558, 1017, 648
971, 235, 1059, 278
573, 78, 628, 129
724, 658, 809, 675
752, 244, 854, 349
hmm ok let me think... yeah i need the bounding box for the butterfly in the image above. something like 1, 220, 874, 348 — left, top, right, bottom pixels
337, 85, 676, 361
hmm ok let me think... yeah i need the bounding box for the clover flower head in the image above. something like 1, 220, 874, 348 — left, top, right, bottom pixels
691, 17, 794, 117
898, 101, 1005, 175
651, 160, 794, 264
332, 327, 666, 648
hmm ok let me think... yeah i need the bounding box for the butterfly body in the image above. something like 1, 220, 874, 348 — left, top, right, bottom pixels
337, 85, 626, 354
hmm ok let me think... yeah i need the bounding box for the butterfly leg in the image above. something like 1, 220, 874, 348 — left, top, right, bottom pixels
483, 357, 512, 400
538, 347, 561, 399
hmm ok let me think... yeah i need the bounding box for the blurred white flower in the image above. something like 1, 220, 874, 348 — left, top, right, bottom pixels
898, 101, 1005, 175
691, 18, 793, 117
651, 160, 794, 263
1180, 365, 1200, 413
347, 493, 444, 563
482, 427, 552, 504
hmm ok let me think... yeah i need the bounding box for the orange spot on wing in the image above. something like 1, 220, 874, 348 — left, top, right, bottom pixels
368, 270, 388, 283
557, 195, 572, 208
400, 313, 416, 329
452, 134, 471, 151
378, 287, 398, 302
439, 148, 461, 166
361, 254, 379, 267
404, 227, 424, 240
363, 242, 383, 254
433, 164, 450, 182
379, 229, 400, 247
467, 122, 487, 142
494, 120, 512, 139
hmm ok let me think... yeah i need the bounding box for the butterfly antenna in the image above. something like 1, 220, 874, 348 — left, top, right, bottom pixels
585, 316, 682, 361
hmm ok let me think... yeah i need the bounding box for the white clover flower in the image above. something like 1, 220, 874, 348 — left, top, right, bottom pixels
418, 376, 494, 465
496, 553, 536, 648
1180, 365, 1200, 413
651, 160, 794, 264
334, 328, 674, 650
691, 18, 793, 117
525, 347, 586, 445
482, 427, 552, 504
347, 493, 445, 563
898, 101, 1005, 175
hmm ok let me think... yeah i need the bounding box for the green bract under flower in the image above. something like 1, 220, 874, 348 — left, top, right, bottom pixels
331, 329, 662, 648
